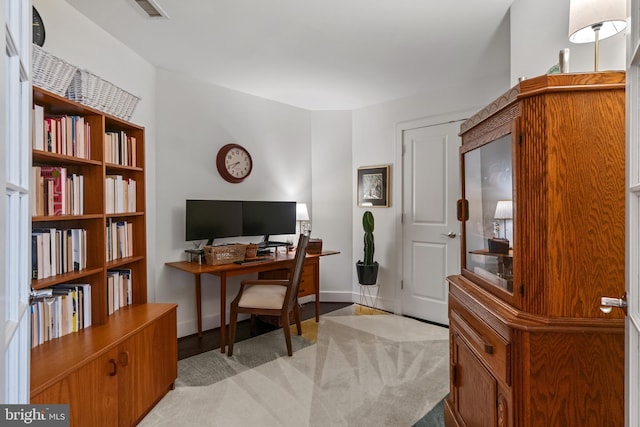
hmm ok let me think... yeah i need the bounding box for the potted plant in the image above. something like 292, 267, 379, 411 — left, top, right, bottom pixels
356, 210, 379, 285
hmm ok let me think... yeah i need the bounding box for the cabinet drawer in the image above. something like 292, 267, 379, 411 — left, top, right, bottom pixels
450, 306, 511, 385
298, 267, 314, 296
260, 267, 315, 297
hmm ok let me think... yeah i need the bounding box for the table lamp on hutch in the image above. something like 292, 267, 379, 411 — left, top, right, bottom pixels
568, 0, 627, 72
494, 200, 512, 241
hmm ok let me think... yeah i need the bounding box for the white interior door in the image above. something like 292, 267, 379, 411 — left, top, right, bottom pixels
627, 1, 640, 424
401, 121, 461, 325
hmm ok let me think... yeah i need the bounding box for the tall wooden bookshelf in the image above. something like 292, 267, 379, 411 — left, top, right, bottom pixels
29, 86, 176, 426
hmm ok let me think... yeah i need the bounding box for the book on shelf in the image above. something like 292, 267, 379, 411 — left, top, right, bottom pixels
30, 283, 92, 348
107, 269, 132, 315
32, 166, 84, 216
31, 233, 43, 280
31, 166, 45, 216
32, 104, 45, 151
39, 166, 67, 216
38, 114, 91, 159
105, 131, 137, 167
105, 219, 133, 262
31, 227, 86, 280
105, 175, 136, 214
31, 230, 51, 279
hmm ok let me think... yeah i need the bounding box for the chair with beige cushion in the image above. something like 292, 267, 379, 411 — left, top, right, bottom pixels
227, 234, 310, 357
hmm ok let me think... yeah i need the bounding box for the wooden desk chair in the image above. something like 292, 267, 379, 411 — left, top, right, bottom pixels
227, 234, 310, 357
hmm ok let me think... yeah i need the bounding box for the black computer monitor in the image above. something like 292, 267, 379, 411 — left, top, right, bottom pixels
185, 200, 243, 244
242, 201, 296, 246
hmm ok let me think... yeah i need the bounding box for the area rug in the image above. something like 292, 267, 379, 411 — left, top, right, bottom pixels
140, 306, 449, 426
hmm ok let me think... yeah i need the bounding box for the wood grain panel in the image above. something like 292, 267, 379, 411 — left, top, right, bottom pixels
31, 349, 119, 427
519, 86, 625, 318
523, 330, 624, 427
118, 307, 177, 425
453, 332, 497, 426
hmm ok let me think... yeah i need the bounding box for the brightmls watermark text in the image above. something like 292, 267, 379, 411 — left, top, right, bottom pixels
0, 405, 68, 426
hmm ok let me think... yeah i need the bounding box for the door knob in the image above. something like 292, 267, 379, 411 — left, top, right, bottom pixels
600, 295, 627, 314
440, 232, 457, 239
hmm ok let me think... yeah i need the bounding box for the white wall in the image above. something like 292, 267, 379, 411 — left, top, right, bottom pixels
311, 111, 353, 301
350, 72, 510, 312
510, 0, 626, 85
34, 0, 158, 298
349, 9, 511, 312
154, 69, 316, 337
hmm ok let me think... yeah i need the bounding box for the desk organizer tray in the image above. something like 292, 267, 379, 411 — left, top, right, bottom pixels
204, 244, 246, 265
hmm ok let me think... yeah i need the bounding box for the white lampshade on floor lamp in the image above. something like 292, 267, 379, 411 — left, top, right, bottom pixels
568, 0, 627, 72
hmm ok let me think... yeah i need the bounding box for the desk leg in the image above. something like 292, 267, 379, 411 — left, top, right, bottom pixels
314, 259, 320, 322
220, 272, 227, 353
195, 273, 202, 337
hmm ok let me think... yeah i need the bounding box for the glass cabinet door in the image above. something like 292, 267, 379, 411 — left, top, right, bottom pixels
462, 134, 514, 293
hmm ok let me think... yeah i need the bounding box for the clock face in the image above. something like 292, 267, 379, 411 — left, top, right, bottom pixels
32, 7, 45, 47
216, 144, 253, 183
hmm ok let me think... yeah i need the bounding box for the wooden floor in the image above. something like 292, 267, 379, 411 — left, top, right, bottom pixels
178, 301, 352, 360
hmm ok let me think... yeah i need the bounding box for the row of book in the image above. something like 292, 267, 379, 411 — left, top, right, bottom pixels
105, 175, 137, 214
106, 219, 134, 262
30, 284, 92, 348
32, 105, 92, 159
32, 166, 84, 217
30, 267, 134, 347
107, 269, 133, 315
105, 130, 138, 167
32, 228, 87, 280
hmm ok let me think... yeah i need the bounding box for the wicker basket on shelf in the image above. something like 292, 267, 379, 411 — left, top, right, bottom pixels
32, 45, 78, 96
66, 69, 141, 121
203, 244, 247, 265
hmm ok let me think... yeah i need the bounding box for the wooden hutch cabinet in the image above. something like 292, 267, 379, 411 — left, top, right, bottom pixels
445, 72, 626, 427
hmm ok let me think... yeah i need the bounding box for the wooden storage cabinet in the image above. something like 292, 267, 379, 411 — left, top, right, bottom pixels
30, 87, 176, 426
31, 349, 119, 426
31, 304, 177, 426
445, 73, 625, 427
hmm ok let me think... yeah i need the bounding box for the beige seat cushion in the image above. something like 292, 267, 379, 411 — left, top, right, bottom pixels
238, 284, 287, 309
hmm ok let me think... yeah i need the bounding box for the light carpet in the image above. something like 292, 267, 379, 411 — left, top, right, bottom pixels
140, 306, 449, 426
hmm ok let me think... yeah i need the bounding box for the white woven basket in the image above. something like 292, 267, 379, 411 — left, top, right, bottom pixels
32, 45, 78, 96
66, 69, 141, 121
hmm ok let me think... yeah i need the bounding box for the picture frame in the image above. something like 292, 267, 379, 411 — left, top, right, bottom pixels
357, 165, 390, 207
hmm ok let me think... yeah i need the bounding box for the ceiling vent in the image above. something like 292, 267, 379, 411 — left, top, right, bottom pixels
130, 0, 169, 19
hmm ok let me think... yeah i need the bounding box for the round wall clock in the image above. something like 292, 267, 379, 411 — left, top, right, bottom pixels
216, 143, 253, 183
32, 7, 46, 47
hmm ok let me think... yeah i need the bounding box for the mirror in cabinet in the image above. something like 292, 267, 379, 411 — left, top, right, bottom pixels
461, 133, 514, 293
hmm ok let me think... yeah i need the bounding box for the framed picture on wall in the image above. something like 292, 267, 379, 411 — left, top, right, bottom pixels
357, 165, 390, 207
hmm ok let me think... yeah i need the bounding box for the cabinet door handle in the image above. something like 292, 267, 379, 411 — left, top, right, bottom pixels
600, 295, 627, 314
108, 359, 117, 376
451, 310, 494, 355
457, 199, 468, 221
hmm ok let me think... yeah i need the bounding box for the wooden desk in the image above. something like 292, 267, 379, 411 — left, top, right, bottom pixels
166, 250, 339, 353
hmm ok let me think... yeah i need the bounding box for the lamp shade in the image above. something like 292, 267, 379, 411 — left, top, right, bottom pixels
296, 203, 309, 221
494, 200, 512, 220
568, 0, 626, 43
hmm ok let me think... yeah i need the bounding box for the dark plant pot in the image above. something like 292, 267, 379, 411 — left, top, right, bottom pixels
356, 261, 379, 285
